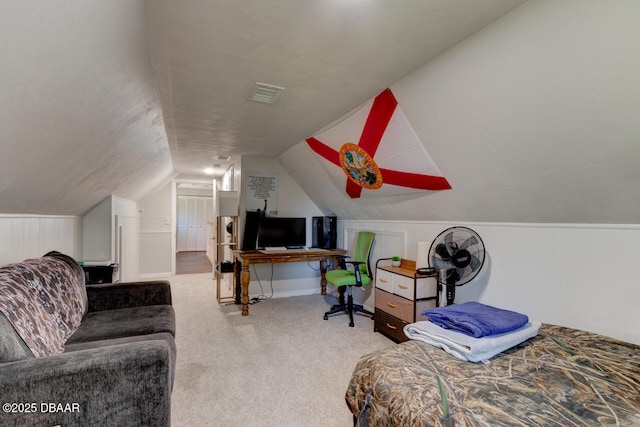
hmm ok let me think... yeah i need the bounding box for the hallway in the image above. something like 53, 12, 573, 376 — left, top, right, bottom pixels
176, 251, 212, 275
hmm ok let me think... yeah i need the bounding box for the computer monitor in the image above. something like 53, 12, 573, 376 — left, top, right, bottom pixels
256, 217, 306, 249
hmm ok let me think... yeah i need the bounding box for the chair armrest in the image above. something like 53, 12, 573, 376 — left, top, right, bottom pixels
86, 280, 172, 312
344, 261, 363, 268
339, 258, 363, 269
344, 261, 364, 286
0, 340, 172, 426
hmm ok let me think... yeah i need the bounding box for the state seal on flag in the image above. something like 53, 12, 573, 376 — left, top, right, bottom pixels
339, 143, 383, 190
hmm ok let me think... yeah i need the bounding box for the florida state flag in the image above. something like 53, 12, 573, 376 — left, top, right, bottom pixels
306, 88, 451, 198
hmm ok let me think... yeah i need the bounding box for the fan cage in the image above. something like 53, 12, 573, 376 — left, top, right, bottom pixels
428, 226, 486, 305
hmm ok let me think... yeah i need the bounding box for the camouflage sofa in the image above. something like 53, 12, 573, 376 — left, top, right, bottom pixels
0, 252, 175, 426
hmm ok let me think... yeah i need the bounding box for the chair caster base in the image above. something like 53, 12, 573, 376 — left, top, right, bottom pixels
323, 291, 374, 327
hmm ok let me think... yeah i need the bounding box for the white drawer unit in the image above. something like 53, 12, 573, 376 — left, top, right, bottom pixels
375, 269, 394, 293
374, 258, 438, 342
375, 263, 437, 300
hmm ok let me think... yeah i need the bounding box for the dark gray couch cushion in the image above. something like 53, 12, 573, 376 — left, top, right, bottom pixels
1, 340, 172, 426
66, 305, 175, 345
86, 280, 172, 312
0, 313, 34, 363
65, 332, 176, 390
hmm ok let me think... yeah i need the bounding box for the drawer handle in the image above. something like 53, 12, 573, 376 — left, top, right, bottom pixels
386, 323, 397, 330
379, 278, 390, 283
398, 285, 409, 290
387, 302, 397, 308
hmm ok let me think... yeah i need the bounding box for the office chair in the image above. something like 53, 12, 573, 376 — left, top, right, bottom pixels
323, 231, 375, 327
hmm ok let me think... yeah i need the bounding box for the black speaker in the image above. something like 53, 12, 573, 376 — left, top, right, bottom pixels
312, 216, 337, 249
241, 211, 261, 251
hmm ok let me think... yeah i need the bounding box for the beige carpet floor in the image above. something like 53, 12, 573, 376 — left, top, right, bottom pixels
169, 273, 394, 427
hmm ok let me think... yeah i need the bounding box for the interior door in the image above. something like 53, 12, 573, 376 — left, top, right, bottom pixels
177, 196, 211, 252
186, 197, 197, 250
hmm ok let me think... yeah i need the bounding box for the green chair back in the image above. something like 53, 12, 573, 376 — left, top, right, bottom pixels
352, 231, 375, 277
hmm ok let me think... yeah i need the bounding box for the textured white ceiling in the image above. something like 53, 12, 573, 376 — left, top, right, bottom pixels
1, 0, 528, 215
0, 0, 173, 215
144, 0, 528, 176
3, 1, 638, 223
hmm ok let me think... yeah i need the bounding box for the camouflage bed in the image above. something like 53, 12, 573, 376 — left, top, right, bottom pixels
346, 324, 640, 426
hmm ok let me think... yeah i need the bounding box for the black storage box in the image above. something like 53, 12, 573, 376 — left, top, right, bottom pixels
82, 264, 119, 285
220, 261, 235, 273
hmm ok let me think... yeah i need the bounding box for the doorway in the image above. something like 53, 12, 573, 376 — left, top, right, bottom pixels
175, 251, 212, 275
175, 182, 215, 275
176, 196, 212, 252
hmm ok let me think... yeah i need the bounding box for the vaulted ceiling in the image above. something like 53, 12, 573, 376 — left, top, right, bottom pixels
0, 0, 526, 215
2, 1, 639, 224
145, 0, 527, 176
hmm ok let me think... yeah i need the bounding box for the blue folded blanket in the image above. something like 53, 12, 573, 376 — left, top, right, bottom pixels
423, 302, 529, 338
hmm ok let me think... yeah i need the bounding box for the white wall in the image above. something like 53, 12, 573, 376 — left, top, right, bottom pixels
281, 0, 640, 224
241, 156, 326, 297
82, 197, 112, 261
0, 196, 137, 277
339, 219, 640, 345
0, 214, 82, 265
277, 1, 640, 345
112, 196, 139, 281
81, 195, 138, 281
81, 195, 138, 260
138, 180, 174, 278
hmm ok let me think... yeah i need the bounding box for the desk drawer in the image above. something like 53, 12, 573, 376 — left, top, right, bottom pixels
374, 309, 409, 343
375, 289, 413, 323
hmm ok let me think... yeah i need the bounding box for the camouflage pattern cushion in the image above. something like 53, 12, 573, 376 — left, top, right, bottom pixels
347, 324, 640, 426
0, 254, 87, 358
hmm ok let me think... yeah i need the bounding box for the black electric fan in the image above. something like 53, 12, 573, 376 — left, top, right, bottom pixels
427, 226, 486, 306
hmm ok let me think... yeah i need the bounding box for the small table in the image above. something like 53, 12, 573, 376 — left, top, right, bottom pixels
233, 248, 347, 316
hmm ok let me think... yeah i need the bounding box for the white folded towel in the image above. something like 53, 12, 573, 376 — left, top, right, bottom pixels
403, 320, 542, 363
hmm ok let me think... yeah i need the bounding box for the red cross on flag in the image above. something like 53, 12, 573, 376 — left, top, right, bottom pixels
306, 88, 451, 198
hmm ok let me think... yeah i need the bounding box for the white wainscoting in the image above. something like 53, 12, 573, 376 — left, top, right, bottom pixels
139, 216, 173, 278
338, 220, 640, 345
139, 232, 173, 278
0, 214, 83, 265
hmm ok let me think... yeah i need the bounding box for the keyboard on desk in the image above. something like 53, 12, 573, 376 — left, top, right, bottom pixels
258, 246, 327, 254
259, 246, 287, 253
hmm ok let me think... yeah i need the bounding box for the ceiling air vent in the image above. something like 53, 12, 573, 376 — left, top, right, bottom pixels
249, 82, 285, 104
215, 155, 231, 161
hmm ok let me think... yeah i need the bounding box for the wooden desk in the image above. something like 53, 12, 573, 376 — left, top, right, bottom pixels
233, 248, 347, 316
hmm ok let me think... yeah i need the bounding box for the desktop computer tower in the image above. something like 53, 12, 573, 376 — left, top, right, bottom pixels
241, 211, 261, 251
312, 216, 337, 249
